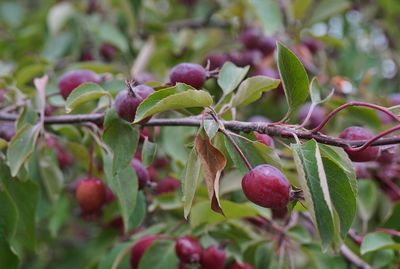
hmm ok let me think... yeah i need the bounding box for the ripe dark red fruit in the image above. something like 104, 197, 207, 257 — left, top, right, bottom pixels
338, 127, 380, 162
200, 246, 226, 269
58, 70, 101, 99
175, 236, 202, 264
302, 38, 322, 54
169, 63, 207, 89
239, 28, 262, 50
377, 146, 397, 164
256, 36, 276, 56
114, 84, 154, 122
228, 50, 262, 67
228, 262, 254, 269
100, 43, 117, 61
45, 136, 73, 169
156, 177, 181, 195
75, 177, 107, 215
130, 235, 158, 269
242, 164, 290, 209
298, 103, 326, 129
131, 158, 150, 189
204, 53, 229, 70
254, 132, 274, 148
353, 163, 371, 179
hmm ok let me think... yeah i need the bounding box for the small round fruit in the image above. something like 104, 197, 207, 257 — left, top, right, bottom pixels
302, 38, 322, 54
131, 158, 150, 189
242, 165, 290, 209
338, 127, 380, 162
353, 163, 371, 179
204, 53, 229, 70
175, 236, 202, 264
254, 132, 274, 148
377, 146, 397, 164
58, 70, 101, 99
156, 177, 181, 195
228, 262, 254, 269
298, 103, 326, 129
100, 43, 117, 61
239, 28, 262, 50
114, 84, 154, 122
228, 50, 262, 67
75, 177, 107, 215
130, 235, 158, 269
169, 63, 207, 89
256, 36, 276, 56
200, 246, 226, 269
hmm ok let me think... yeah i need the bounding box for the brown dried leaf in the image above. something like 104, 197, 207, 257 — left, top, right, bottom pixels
195, 132, 227, 215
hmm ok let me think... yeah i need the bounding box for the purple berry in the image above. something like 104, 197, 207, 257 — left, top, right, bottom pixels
58, 70, 101, 99
200, 246, 226, 269
131, 158, 150, 189
169, 63, 207, 89
242, 165, 290, 209
339, 127, 381, 162
175, 236, 202, 264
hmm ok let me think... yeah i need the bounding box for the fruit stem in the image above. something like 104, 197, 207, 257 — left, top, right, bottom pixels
347, 124, 400, 152
125, 79, 137, 97
311, 101, 400, 133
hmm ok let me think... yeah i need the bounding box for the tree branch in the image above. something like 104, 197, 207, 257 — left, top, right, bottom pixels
2, 111, 400, 148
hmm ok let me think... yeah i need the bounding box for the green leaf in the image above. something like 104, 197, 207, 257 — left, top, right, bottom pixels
249, 0, 283, 35
65, 83, 110, 113
190, 200, 259, 227
292, 0, 312, 20
232, 76, 280, 107
102, 151, 138, 233
134, 84, 213, 123
182, 148, 202, 219
277, 42, 310, 119
383, 202, 400, 229
217, 62, 250, 95
103, 109, 139, 175
309, 77, 334, 105
357, 180, 378, 223
0, 163, 39, 253
98, 242, 132, 269
97, 23, 129, 52
224, 134, 281, 174
308, 0, 350, 25
291, 140, 338, 250
7, 124, 41, 177
141, 138, 157, 167
203, 120, 219, 140
361, 232, 400, 255
138, 239, 179, 269
39, 150, 64, 203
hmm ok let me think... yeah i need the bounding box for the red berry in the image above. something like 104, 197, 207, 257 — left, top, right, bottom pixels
302, 38, 322, 54
338, 127, 380, 162
353, 163, 371, 179
228, 262, 254, 269
298, 103, 326, 129
114, 84, 154, 122
156, 177, 181, 195
100, 43, 117, 61
200, 246, 226, 269
377, 146, 397, 164
131, 158, 150, 189
204, 53, 229, 70
228, 50, 262, 67
256, 36, 276, 56
254, 132, 274, 148
75, 177, 107, 215
130, 235, 158, 269
239, 28, 262, 50
58, 70, 101, 99
169, 63, 207, 89
175, 236, 202, 264
242, 165, 290, 209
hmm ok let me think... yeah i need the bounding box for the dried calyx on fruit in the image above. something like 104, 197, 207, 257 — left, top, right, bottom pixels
114, 80, 154, 122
